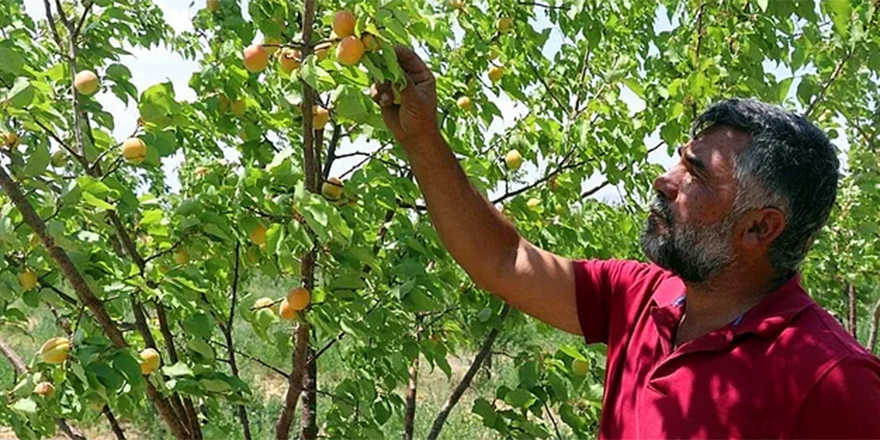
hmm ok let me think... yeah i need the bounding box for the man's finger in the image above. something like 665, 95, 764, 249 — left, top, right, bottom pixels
395, 46, 431, 81
370, 82, 395, 107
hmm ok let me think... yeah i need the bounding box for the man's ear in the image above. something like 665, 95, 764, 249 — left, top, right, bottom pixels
739, 208, 786, 250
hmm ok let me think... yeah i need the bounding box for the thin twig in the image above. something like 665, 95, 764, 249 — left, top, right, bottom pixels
73, 0, 93, 40
338, 144, 393, 179
491, 160, 586, 205
31, 116, 85, 166
517, 1, 568, 10
144, 234, 190, 264
427, 305, 511, 440
543, 400, 563, 440
322, 123, 343, 179
804, 50, 854, 118
527, 61, 567, 114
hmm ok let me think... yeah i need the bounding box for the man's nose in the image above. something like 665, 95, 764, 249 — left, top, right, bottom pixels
652, 167, 679, 202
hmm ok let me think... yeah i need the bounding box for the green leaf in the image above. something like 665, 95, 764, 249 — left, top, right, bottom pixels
105, 63, 132, 81
825, 0, 852, 36
755, 0, 769, 12
402, 340, 418, 361
141, 129, 178, 158
266, 146, 294, 172
334, 85, 372, 124
163, 362, 194, 377
472, 398, 497, 427
389, 280, 415, 300
187, 338, 215, 363
300, 57, 336, 91
202, 223, 231, 242
373, 399, 392, 425
0, 48, 25, 75
504, 388, 537, 408
87, 362, 124, 391
776, 77, 793, 102
22, 143, 50, 177
139, 82, 178, 126
560, 403, 588, 431
518, 360, 539, 388
12, 398, 37, 414
82, 192, 116, 211
558, 345, 587, 362
199, 378, 232, 393
183, 313, 215, 339
402, 288, 439, 312
113, 351, 144, 386
4, 77, 34, 108
623, 79, 645, 99
77, 176, 111, 198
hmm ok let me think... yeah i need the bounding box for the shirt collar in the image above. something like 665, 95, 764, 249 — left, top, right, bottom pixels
651, 270, 815, 338
731, 272, 814, 337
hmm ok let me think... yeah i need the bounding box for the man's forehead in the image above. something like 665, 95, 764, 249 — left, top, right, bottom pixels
688, 125, 750, 155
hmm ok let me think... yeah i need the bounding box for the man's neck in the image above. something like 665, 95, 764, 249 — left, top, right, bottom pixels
675, 264, 784, 347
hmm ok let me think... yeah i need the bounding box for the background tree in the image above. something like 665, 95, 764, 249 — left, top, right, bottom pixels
0, 0, 878, 439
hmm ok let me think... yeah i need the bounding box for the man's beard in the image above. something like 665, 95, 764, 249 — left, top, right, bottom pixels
639, 196, 737, 283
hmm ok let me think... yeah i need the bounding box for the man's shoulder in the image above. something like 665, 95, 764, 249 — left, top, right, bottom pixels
573, 258, 682, 305
574, 259, 674, 285
787, 302, 871, 358
773, 298, 879, 378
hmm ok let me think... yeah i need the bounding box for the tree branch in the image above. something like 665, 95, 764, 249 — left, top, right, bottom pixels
224, 242, 252, 440
580, 179, 610, 199
543, 400, 562, 440
804, 50, 854, 118
869, 296, 880, 354
338, 143, 393, 179
848, 283, 857, 338
527, 61, 567, 114
427, 304, 511, 440
30, 116, 85, 166
102, 404, 127, 440
73, 0, 93, 40
143, 233, 190, 264
322, 123, 343, 180
517, 1, 568, 10
0, 337, 27, 376
41, 0, 66, 59
491, 160, 586, 205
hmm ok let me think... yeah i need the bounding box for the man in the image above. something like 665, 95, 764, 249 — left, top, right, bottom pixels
370, 46, 880, 439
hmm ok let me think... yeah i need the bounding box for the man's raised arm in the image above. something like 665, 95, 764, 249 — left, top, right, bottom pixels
370, 46, 582, 335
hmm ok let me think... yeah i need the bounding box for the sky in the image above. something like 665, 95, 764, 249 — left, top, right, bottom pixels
20, 0, 841, 206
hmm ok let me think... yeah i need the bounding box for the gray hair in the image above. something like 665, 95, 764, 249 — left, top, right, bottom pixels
692, 99, 840, 275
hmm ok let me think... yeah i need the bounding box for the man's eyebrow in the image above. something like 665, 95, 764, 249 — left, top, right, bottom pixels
677, 146, 707, 171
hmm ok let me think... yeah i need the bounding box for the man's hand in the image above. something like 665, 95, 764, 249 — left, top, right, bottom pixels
370, 46, 439, 146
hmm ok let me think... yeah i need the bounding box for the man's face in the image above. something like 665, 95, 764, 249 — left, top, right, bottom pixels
640, 125, 751, 282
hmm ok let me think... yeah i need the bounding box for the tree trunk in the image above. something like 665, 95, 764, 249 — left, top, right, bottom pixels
848, 283, 858, 338
403, 355, 419, 440
275, 322, 311, 439
300, 348, 317, 440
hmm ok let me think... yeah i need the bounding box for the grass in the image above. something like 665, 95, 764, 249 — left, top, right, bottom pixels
0, 281, 592, 440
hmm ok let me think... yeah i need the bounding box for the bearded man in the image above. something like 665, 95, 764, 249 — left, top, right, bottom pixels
371, 46, 880, 439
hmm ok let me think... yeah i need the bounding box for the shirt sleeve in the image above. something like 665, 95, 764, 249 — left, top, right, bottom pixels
571, 259, 656, 345
792, 354, 880, 439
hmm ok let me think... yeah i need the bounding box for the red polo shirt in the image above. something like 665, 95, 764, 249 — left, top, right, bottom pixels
573, 259, 880, 439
